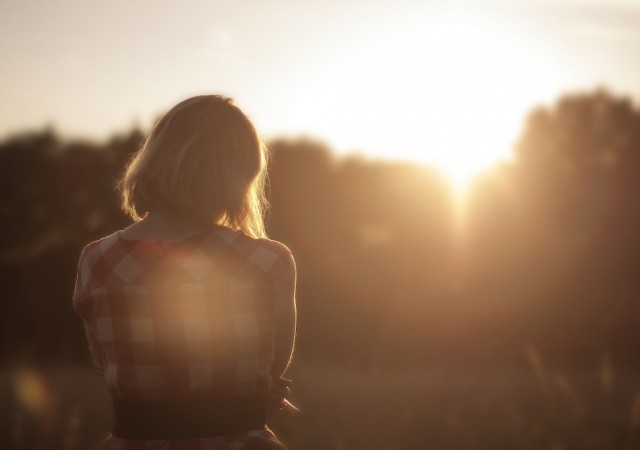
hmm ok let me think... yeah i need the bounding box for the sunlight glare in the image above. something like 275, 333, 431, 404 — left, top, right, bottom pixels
292, 8, 561, 194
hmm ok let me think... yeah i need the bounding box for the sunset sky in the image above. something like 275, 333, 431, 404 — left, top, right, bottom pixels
2, 0, 640, 182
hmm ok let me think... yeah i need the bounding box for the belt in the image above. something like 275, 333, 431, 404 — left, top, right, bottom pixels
111, 395, 267, 440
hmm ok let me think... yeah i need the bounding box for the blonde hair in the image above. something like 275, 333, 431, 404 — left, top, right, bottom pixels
118, 95, 269, 238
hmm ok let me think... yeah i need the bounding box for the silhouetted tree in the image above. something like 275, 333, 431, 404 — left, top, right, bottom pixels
2, 88, 640, 367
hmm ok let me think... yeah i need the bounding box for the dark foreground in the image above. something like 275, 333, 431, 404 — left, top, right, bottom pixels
2, 362, 639, 450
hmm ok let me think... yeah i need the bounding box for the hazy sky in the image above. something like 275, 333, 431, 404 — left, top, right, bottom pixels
1, 0, 640, 168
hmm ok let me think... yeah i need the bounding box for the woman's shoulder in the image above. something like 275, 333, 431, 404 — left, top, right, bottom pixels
78, 230, 121, 262
234, 234, 295, 270
73, 231, 122, 307
224, 232, 295, 275
253, 237, 294, 259
248, 237, 296, 286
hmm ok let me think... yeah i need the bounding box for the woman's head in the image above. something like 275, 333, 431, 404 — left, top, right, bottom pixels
118, 95, 269, 238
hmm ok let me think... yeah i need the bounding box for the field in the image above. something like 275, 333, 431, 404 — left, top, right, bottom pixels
3, 357, 640, 450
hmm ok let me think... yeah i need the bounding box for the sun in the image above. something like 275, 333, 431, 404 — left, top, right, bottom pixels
291, 7, 560, 194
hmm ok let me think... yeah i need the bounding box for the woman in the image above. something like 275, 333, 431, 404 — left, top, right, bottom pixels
72, 95, 297, 450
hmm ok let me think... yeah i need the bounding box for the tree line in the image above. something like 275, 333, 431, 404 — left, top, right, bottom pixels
1, 88, 639, 368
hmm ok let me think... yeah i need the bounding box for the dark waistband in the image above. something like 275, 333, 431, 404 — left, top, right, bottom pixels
111, 395, 267, 440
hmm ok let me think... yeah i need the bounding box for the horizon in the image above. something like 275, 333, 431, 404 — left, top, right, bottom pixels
2, 0, 640, 188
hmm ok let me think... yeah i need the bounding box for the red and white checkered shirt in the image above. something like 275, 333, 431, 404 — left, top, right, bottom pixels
73, 225, 295, 450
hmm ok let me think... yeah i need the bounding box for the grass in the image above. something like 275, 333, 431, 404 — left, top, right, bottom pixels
2, 356, 640, 449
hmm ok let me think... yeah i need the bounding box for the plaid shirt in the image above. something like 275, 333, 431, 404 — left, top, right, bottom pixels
73, 225, 295, 449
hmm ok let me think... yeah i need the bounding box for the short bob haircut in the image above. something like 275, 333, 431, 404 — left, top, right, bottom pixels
117, 95, 269, 239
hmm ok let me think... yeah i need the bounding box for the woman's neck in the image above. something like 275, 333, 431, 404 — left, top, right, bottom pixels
122, 209, 212, 240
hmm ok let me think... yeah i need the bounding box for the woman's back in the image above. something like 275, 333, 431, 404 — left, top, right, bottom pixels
73, 220, 294, 449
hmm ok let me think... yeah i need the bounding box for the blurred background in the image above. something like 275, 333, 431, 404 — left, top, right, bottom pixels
2, 0, 640, 449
